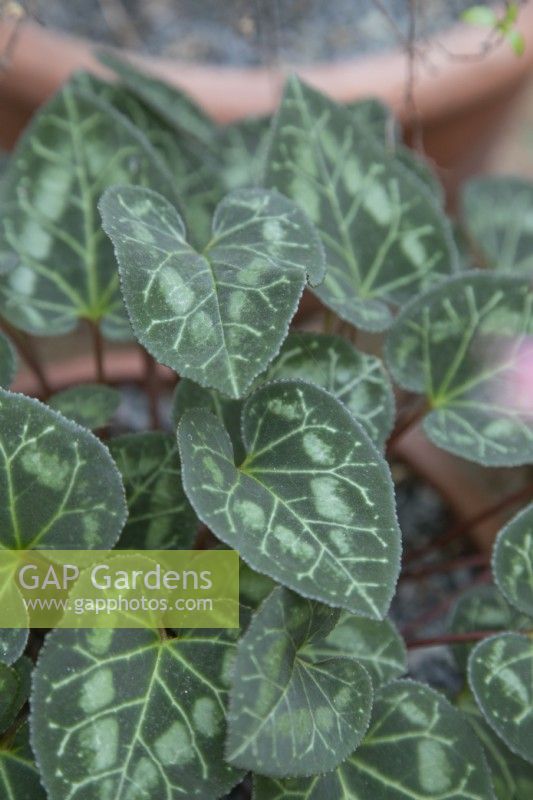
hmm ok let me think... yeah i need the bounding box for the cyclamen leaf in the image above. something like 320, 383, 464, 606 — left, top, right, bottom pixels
0, 81, 176, 340
218, 115, 273, 191
264, 76, 458, 331
0, 389, 126, 549
109, 431, 197, 550
0, 720, 46, 799
448, 583, 532, 672
0, 656, 31, 734
179, 380, 401, 618
0, 628, 28, 666
462, 176, 533, 272
459, 691, 533, 800
254, 679, 494, 800
469, 633, 533, 764
493, 503, 533, 616
100, 185, 325, 398
385, 272, 533, 466
31, 627, 244, 800
306, 612, 407, 687
226, 587, 373, 777
238, 559, 277, 609
0, 331, 16, 388
48, 384, 120, 430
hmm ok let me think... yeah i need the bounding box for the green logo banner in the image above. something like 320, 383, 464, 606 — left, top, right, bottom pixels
0, 550, 239, 628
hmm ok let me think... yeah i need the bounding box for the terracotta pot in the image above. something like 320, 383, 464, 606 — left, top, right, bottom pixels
1, 3, 533, 201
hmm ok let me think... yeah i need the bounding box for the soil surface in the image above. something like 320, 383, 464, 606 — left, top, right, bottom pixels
32, 0, 479, 65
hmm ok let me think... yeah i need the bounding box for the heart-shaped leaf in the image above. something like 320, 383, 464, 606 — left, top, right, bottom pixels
264, 76, 458, 331
459, 691, 533, 800
0, 80, 176, 340
179, 380, 401, 618
0, 389, 126, 549
0, 331, 16, 388
0, 720, 46, 799
48, 384, 120, 430
306, 613, 406, 687
493, 503, 533, 616
238, 559, 277, 610
386, 272, 533, 466
462, 176, 533, 272
254, 679, 494, 800
469, 633, 533, 764
0, 656, 32, 734
226, 587, 372, 777
100, 185, 325, 398
109, 431, 197, 549
31, 626, 244, 800
0, 628, 28, 666
449, 583, 532, 672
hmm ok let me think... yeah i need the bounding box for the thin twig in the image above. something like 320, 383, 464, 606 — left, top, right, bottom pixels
0, 321, 51, 398
142, 348, 161, 430
387, 398, 429, 450
88, 321, 105, 384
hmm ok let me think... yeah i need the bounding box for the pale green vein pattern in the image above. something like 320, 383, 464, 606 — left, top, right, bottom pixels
226, 587, 372, 777
0, 628, 28, 666
459, 692, 533, 800
0, 720, 46, 800
462, 176, 533, 272
265, 76, 458, 331
386, 272, 533, 466
306, 612, 406, 687
218, 115, 272, 191
254, 679, 494, 800
109, 431, 197, 550
48, 384, 120, 430
0, 80, 176, 340
31, 627, 243, 800
448, 583, 532, 672
0, 332, 16, 389
469, 633, 533, 764
178, 380, 401, 618
100, 185, 325, 398
0, 389, 126, 549
493, 503, 533, 616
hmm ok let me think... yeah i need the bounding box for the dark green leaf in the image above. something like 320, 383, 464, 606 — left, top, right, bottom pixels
100, 185, 325, 398
493, 503, 533, 616
386, 272, 533, 466
0, 80, 176, 340
226, 587, 372, 777
0, 389, 126, 549
218, 115, 272, 191
0, 629, 28, 666
179, 380, 401, 618
48, 384, 120, 429
32, 626, 244, 799
462, 176, 533, 271
265, 76, 458, 331
109, 431, 197, 549
0, 331, 16, 388
255, 679, 494, 799
469, 633, 533, 764
0, 720, 46, 799
0, 656, 31, 734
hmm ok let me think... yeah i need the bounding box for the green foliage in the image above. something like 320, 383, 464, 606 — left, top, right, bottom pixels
0, 55, 531, 797
386, 272, 533, 466
48, 383, 120, 429
462, 3, 525, 55
178, 381, 401, 618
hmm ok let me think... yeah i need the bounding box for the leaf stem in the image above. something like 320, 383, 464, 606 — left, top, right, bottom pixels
406, 628, 533, 650
0, 321, 51, 398
142, 348, 161, 430
88, 321, 105, 383
387, 398, 429, 449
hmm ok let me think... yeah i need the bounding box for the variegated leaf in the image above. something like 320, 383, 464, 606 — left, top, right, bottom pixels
100, 185, 325, 398
386, 272, 533, 466
306, 612, 406, 687
48, 384, 120, 430
178, 380, 401, 618
0, 656, 32, 734
469, 633, 533, 764
448, 583, 532, 672
0, 330, 16, 388
264, 76, 458, 331
254, 680, 494, 800
226, 587, 372, 777
0, 720, 46, 799
0, 80, 176, 339
0, 389, 126, 549
462, 176, 533, 272
218, 115, 272, 191
0, 628, 28, 666
31, 626, 244, 800
109, 431, 197, 549
493, 503, 533, 616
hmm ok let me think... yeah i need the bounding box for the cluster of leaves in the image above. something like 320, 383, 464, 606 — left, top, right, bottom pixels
462, 2, 526, 55
0, 51, 531, 799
